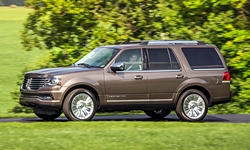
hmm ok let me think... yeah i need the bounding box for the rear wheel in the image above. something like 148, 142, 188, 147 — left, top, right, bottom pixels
144, 109, 171, 119
176, 89, 208, 122
63, 88, 97, 121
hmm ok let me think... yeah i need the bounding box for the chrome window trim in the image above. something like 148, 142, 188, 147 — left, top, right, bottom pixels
107, 99, 172, 103
193, 68, 225, 71
116, 69, 181, 73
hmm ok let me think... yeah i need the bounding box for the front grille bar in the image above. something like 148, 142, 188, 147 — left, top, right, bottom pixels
22, 77, 49, 90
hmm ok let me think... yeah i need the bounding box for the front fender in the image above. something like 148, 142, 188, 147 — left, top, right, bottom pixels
61, 77, 104, 101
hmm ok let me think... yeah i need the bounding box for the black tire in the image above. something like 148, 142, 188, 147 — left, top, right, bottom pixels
63, 88, 97, 121
176, 89, 208, 122
144, 109, 171, 119
34, 111, 61, 121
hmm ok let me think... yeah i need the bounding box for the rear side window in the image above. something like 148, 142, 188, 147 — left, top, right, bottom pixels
169, 49, 180, 69
182, 48, 224, 69
147, 48, 180, 70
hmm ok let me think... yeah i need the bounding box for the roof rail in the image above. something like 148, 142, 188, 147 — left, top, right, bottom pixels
120, 40, 148, 45
120, 40, 205, 45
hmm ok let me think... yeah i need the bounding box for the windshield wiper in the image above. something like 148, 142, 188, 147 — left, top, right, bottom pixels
77, 63, 92, 68
76, 63, 101, 68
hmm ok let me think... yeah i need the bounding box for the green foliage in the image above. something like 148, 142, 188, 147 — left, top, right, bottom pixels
19, 0, 250, 113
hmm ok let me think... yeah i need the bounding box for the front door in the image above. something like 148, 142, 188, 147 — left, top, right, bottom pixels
104, 48, 148, 104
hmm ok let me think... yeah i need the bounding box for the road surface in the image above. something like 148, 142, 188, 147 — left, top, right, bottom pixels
0, 114, 250, 123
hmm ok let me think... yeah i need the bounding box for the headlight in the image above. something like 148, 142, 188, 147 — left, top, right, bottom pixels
47, 77, 62, 86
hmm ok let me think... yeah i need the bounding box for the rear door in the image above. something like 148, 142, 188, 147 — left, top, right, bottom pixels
146, 48, 185, 104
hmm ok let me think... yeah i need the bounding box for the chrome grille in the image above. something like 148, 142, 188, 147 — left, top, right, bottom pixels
22, 77, 49, 90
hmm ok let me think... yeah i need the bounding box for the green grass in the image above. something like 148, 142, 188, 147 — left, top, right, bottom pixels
0, 122, 249, 150
0, 7, 45, 116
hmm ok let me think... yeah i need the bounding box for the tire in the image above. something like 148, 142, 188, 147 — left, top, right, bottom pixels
144, 109, 171, 119
63, 88, 97, 121
34, 111, 61, 121
176, 89, 208, 122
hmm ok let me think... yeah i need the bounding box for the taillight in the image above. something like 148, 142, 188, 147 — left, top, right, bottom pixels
223, 72, 230, 81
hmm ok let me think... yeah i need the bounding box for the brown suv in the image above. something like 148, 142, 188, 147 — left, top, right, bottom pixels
20, 40, 231, 121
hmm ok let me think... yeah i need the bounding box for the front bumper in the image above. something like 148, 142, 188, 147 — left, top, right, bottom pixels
19, 86, 67, 109
20, 95, 61, 108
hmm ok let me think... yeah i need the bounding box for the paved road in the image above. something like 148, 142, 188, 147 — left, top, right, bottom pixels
0, 114, 250, 123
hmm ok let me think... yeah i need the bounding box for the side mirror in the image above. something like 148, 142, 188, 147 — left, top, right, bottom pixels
110, 62, 125, 72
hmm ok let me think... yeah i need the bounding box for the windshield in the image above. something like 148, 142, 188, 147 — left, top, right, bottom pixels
75, 47, 119, 68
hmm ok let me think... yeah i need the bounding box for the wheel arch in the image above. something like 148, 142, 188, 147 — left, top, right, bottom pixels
175, 85, 211, 106
61, 84, 100, 109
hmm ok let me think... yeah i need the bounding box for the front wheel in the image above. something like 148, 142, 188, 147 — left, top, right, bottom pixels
63, 88, 97, 121
144, 109, 171, 119
176, 89, 208, 122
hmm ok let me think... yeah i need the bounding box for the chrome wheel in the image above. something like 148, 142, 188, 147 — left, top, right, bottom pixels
71, 93, 94, 120
183, 94, 205, 119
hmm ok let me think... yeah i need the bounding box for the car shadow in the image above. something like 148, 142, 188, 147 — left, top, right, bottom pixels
19, 114, 229, 123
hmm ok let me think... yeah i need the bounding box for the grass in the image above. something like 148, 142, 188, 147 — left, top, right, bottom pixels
0, 7, 45, 116
0, 122, 249, 150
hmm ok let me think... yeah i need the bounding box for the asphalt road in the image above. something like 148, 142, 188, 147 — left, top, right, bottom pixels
0, 114, 250, 123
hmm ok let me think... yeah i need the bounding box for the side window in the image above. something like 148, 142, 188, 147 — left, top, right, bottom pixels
182, 48, 224, 69
169, 49, 180, 69
115, 49, 143, 71
147, 48, 180, 70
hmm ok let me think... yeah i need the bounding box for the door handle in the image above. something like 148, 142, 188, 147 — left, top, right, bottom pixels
134, 75, 143, 80
176, 74, 184, 79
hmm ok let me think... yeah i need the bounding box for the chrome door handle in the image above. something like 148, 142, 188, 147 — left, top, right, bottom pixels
176, 74, 184, 79
134, 75, 143, 80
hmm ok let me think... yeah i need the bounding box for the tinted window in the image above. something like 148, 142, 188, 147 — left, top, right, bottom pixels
169, 49, 180, 69
147, 48, 180, 70
115, 49, 143, 71
182, 48, 223, 69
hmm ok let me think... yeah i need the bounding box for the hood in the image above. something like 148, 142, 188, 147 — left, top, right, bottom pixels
26, 67, 101, 77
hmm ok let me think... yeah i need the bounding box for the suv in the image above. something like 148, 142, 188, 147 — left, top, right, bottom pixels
20, 40, 231, 121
